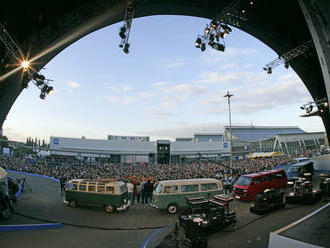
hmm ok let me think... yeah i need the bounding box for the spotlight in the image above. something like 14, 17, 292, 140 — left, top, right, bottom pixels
212, 43, 225, 52
266, 67, 272, 74
119, 26, 127, 39
209, 34, 215, 42
210, 20, 218, 29
208, 41, 215, 47
204, 27, 210, 35
45, 86, 54, 94
195, 37, 202, 48
40, 92, 46, 100
306, 105, 313, 113
32, 73, 45, 81
284, 61, 289, 69
220, 24, 232, 32
201, 43, 206, 52
21, 60, 30, 70
119, 32, 126, 39
36, 80, 44, 86
324, 102, 329, 108
123, 43, 130, 54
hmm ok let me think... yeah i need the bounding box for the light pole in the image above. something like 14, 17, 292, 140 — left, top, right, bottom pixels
224, 91, 233, 174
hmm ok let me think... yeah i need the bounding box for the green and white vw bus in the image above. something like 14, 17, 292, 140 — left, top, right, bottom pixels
152, 178, 223, 214
64, 179, 128, 213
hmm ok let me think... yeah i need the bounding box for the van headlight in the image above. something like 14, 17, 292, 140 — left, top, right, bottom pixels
288, 181, 294, 185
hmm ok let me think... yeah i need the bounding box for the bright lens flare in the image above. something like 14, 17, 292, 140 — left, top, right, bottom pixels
21, 60, 30, 69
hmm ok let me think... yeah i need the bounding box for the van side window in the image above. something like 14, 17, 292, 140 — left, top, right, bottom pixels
106, 186, 114, 193
72, 183, 77, 190
164, 186, 178, 193
275, 173, 283, 179
268, 174, 275, 181
88, 185, 96, 192
181, 184, 199, 192
263, 175, 270, 182
255, 177, 262, 184
201, 183, 218, 191
97, 186, 105, 192
79, 184, 86, 191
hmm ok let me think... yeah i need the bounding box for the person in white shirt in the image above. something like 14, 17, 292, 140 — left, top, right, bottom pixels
127, 181, 134, 206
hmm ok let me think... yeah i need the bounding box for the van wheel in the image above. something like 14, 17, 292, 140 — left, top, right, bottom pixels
69, 200, 76, 208
105, 205, 114, 213
167, 204, 178, 214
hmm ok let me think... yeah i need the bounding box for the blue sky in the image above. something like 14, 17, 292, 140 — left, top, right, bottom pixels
3, 15, 325, 142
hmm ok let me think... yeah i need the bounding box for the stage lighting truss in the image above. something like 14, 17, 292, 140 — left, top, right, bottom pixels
263, 40, 313, 74
119, 0, 135, 54
0, 23, 23, 63
195, 0, 255, 52
300, 98, 329, 117
29, 72, 54, 100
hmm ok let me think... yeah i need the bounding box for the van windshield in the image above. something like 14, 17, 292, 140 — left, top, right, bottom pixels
236, 176, 252, 186
287, 166, 300, 174
155, 183, 163, 193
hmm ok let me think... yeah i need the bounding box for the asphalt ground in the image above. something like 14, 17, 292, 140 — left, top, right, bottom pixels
0, 172, 328, 248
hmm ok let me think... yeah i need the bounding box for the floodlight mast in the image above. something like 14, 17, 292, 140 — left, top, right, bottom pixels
224, 91, 234, 175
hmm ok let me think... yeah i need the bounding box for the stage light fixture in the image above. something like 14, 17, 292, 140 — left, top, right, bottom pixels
195, 37, 202, 47
212, 43, 225, 52
40, 92, 46, 100
123, 43, 130, 54
201, 43, 206, 52
21, 60, 30, 70
204, 27, 210, 35
45, 86, 54, 94
285, 61, 289, 69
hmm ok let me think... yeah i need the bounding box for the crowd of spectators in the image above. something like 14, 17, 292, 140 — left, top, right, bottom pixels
0, 153, 299, 183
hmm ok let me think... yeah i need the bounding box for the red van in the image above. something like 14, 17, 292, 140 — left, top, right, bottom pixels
233, 169, 287, 201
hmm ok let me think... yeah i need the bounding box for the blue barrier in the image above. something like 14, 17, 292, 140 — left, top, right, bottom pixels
140, 224, 176, 248
6, 170, 60, 183
0, 223, 63, 232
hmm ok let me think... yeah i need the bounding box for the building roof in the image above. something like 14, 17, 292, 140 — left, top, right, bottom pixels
194, 133, 223, 136
225, 126, 306, 142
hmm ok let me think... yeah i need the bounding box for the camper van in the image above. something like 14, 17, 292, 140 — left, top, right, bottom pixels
233, 169, 287, 201
152, 178, 223, 214
64, 179, 128, 213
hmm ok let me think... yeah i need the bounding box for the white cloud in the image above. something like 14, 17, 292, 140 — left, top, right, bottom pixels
195, 71, 265, 85
106, 92, 154, 104
164, 58, 188, 69
199, 73, 312, 115
156, 83, 207, 95
67, 80, 80, 88
139, 122, 226, 140
201, 48, 257, 65
152, 81, 168, 87
105, 84, 134, 92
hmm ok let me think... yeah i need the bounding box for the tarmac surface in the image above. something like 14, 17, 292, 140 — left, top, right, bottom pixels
0, 172, 328, 248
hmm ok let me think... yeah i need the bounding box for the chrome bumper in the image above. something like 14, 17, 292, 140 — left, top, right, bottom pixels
150, 203, 159, 208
